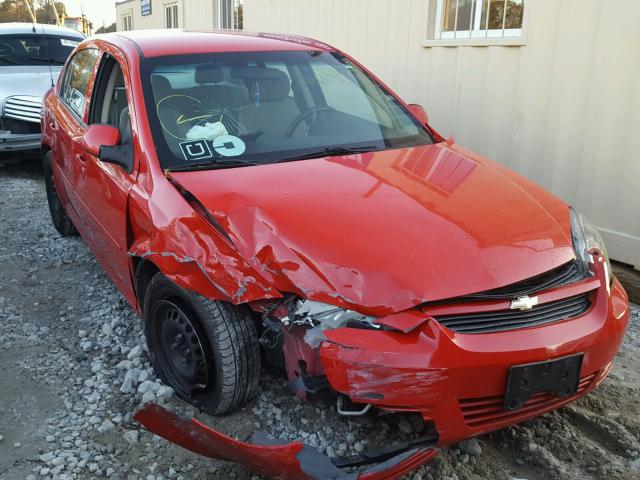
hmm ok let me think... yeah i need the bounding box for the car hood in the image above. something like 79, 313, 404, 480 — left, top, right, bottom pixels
171, 143, 575, 314
0, 66, 62, 105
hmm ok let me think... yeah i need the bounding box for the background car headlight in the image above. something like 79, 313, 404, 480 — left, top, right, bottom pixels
570, 207, 612, 291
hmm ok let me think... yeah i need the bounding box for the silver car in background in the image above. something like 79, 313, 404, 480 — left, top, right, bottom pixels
0, 23, 84, 159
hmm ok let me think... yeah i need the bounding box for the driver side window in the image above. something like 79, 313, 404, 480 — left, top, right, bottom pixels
88, 54, 132, 147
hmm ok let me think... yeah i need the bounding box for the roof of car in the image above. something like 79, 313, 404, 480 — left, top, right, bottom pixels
102, 29, 334, 58
0, 22, 85, 38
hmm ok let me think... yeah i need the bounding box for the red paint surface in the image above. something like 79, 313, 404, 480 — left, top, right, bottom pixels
42, 30, 630, 476
320, 259, 629, 445
281, 327, 326, 399
172, 143, 575, 314
42, 31, 578, 314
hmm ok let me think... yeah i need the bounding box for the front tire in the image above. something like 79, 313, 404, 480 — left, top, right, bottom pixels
143, 273, 260, 415
43, 151, 77, 236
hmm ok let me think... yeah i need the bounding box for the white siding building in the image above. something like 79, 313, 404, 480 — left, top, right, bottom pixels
244, 0, 640, 269
115, 0, 242, 32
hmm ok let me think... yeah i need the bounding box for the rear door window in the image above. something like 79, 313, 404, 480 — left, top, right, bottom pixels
60, 48, 100, 119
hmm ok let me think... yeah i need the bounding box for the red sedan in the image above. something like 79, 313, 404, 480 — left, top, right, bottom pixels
41, 29, 630, 479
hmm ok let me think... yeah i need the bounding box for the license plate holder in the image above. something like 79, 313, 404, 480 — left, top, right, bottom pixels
504, 354, 583, 411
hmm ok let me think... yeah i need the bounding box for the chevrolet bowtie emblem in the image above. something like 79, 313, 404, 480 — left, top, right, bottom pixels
510, 295, 539, 311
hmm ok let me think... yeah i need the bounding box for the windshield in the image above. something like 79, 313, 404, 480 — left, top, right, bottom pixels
0, 34, 81, 66
141, 50, 433, 170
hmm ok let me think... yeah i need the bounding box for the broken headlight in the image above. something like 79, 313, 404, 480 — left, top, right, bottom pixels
570, 207, 612, 292
290, 300, 380, 348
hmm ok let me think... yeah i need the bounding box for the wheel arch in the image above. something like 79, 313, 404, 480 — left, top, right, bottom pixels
41, 144, 52, 172
132, 256, 160, 312
41, 143, 51, 157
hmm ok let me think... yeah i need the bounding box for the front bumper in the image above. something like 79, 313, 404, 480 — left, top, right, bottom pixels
0, 131, 41, 152
135, 255, 629, 479
320, 257, 630, 446
135, 403, 438, 480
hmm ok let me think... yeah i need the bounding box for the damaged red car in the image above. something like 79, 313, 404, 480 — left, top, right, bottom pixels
41, 29, 630, 478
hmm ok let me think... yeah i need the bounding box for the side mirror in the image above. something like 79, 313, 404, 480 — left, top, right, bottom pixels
100, 143, 134, 172
82, 124, 120, 157
82, 124, 133, 172
408, 104, 429, 125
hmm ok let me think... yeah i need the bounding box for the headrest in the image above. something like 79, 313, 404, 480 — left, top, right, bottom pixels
232, 67, 290, 101
119, 107, 131, 145
151, 75, 172, 98
195, 64, 224, 84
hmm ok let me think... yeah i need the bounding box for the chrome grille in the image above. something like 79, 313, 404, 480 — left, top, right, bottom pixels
3, 96, 43, 124
434, 293, 591, 334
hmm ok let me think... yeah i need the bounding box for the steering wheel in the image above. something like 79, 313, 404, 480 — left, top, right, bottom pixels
286, 106, 335, 138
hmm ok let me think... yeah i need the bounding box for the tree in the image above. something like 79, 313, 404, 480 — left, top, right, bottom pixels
34, 1, 66, 24
0, 0, 33, 23
96, 22, 116, 34
0, 1, 67, 25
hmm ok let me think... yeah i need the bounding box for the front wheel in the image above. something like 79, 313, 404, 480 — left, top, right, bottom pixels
43, 151, 77, 236
143, 273, 261, 415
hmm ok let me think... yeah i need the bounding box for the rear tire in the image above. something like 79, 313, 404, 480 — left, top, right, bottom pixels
143, 273, 260, 415
43, 151, 77, 236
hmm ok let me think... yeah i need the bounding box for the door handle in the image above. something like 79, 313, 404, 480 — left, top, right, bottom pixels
75, 153, 85, 162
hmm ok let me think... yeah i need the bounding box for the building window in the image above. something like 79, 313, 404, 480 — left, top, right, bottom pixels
122, 14, 133, 31
218, 0, 243, 30
141, 0, 152, 16
434, 0, 524, 40
165, 3, 179, 28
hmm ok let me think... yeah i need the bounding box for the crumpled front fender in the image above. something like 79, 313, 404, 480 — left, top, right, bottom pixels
134, 403, 437, 480
127, 172, 282, 305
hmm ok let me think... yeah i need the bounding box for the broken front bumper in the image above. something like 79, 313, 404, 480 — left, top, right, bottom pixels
135, 403, 438, 480
134, 258, 628, 478
320, 267, 629, 446
0, 131, 41, 152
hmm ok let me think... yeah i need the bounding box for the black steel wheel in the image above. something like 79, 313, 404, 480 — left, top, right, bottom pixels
152, 299, 212, 397
43, 150, 77, 236
143, 273, 260, 415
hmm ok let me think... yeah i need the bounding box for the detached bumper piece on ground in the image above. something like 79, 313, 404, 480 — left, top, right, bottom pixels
135, 403, 438, 480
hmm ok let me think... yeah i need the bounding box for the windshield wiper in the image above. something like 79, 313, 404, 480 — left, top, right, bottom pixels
167, 158, 265, 172
23, 57, 64, 65
275, 145, 379, 163
167, 146, 380, 172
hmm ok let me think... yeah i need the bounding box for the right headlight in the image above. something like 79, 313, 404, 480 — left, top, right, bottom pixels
570, 207, 612, 292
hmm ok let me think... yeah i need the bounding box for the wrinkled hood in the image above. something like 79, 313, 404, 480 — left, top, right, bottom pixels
0, 66, 61, 106
172, 143, 575, 313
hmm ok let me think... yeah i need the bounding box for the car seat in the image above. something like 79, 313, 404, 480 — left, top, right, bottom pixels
232, 67, 300, 139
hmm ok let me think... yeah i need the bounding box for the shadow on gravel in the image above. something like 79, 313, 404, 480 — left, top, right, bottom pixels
0, 156, 43, 179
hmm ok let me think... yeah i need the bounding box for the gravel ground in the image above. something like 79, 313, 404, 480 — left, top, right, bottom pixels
1, 159, 639, 480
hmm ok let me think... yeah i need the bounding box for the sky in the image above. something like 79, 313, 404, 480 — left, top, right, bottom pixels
62, 0, 118, 29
